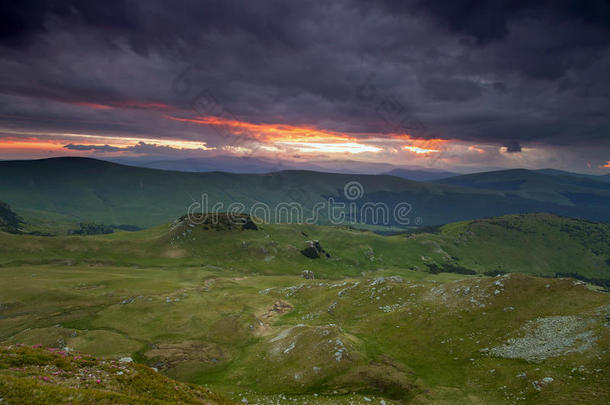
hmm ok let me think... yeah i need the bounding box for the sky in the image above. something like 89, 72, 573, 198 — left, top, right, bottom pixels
1, 0, 609, 174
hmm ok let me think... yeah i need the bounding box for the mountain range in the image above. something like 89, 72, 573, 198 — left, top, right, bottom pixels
0, 157, 608, 230
109, 155, 457, 178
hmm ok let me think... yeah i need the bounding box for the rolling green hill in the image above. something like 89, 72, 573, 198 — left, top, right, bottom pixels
0, 215, 609, 403
0, 213, 609, 403
1, 158, 609, 232
0, 213, 608, 285
535, 169, 610, 182
435, 169, 610, 215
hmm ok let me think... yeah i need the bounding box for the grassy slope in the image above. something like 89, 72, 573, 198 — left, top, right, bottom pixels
0, 267, 608, 403
436, 169, 610, 210
0, 213, 607, 282
0, 213, 609, 402
0, 345, 233, 404
436, 214, 610, 281
2, 157, 610, 231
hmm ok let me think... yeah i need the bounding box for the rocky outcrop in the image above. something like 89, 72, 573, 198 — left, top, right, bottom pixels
300, 240, 330, 259
0, 200, 24, 234
301, 270, 315, 279
170, 213, 258, 236
242, 217, 259, 230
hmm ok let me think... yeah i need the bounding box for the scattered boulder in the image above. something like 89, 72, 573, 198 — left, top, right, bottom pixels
301, 270, 315, 279
483, 315, 597, 362
532, 377, 554, 391
369, 276, 402, 286
300, 240, 330, 259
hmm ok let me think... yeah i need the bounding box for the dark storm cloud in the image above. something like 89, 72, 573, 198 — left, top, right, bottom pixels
424, 78, 483, 102
1, 0, 609, 166
405, 0, 610, 45
64, 143, 122, 152
64, 141, 202, 154
503, 140, 522, 153
0, 0, 301, 52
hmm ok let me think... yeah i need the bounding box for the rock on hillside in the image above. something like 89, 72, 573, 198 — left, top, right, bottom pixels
300, 240, 330, 259
483, 314, 600, 362
169, 213, 258, 244
0, 200, 23, 234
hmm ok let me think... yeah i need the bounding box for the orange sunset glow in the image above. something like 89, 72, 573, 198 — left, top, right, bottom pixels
468, 145, 485, 154
163, 115, 448, 155
1, 113, 455, 159
0, 133, 213, 155
163, 115, 359, 142
0, 138, 65, 150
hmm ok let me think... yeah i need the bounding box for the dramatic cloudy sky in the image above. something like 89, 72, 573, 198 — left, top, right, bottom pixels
1, 0, 609, 173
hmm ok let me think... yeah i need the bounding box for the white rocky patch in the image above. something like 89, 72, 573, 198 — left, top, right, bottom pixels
334, 339, 346, 361
483, 315, 598, 362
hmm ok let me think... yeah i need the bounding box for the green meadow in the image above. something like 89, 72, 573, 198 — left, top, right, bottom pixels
1, 213, 609, 403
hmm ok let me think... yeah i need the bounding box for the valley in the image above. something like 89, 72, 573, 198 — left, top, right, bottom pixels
1, 213, 608, 403
3, 2, 610, 403
1, 158, 609, 231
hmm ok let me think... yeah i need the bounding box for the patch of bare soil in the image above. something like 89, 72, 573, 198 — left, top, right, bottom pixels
254, 300, 294, 336
144, 341, 227, 370
261, 300, 293, 320
161, 248, 187, 258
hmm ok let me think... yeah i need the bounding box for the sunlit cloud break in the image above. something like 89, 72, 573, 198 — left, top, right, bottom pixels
0, 130, 214, 152
163, 115, 358, 142
164, 115, 450, 155
276, 141, 382, 154
403, 145, 440, 154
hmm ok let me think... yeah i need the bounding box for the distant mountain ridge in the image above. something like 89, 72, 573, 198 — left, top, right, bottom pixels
382, 168, 457, 181
435, 168, 610, 194
0, 157, 609, 229
115, 156, 304, 174
109, 156, 455, 175
535, 168, 610, 182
